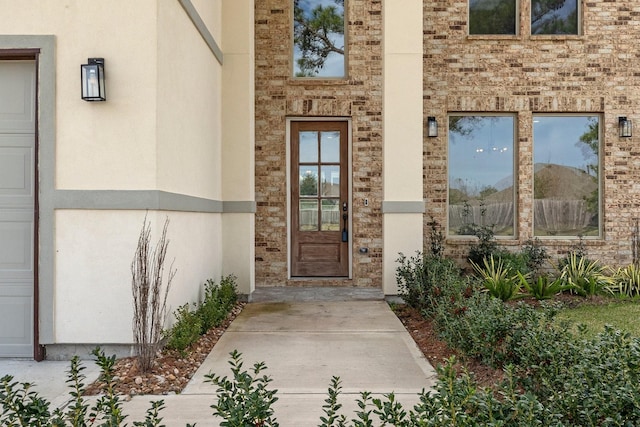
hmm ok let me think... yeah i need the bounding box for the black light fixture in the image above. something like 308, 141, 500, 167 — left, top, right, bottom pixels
81, 58, 106, 101
619, 117, 632, 138
427, 116, 438, 137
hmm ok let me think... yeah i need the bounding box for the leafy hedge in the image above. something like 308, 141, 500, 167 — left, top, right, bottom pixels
165, 275, 238, 354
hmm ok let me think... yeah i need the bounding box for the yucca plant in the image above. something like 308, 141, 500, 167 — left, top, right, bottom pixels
518, 273, 573, 300
558, 253, 613, 297
610, 264, 640, 297
472, 255, 522, 301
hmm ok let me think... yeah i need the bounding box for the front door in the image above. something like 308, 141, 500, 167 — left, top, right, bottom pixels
291, 121, 349, 277
0, 60, 36, 357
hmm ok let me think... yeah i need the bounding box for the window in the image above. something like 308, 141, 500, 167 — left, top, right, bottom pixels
448, 115, 516, 237
531, 0, 578, 35
533, 115, 600, 237
293, 0, 346, 78
469, 0, 517, 35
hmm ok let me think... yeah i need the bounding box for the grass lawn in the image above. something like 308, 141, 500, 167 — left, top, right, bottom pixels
556, 299, 640, 337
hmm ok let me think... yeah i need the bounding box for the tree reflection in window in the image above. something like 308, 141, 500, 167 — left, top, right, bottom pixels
469, 0, 516, 35
293, 0, 345, 77
531, 0, 578, 35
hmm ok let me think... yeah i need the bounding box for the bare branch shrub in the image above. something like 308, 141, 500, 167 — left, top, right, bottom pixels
131, 215, 176, 372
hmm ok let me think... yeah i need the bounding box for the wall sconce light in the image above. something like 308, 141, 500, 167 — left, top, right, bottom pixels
81, 58, 106, 101
427, 116, 438, 137
619, 117, 632, 138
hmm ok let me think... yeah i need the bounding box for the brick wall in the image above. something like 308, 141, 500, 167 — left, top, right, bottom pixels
254, 0, 383, 287
424, 0, 640, 266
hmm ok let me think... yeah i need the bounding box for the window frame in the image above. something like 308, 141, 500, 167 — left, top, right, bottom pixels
531, 113, 602, 239
291, 0, 348, 80
447, 113, 518, 239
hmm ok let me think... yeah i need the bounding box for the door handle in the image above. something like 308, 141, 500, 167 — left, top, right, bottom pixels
342, 202, 348, 242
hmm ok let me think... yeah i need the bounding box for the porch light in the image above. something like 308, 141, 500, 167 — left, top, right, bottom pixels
619, 117, 632, 138
81, 58, 106, 101
427, 116, 438, 137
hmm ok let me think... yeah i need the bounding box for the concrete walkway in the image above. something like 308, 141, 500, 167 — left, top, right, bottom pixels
1, 298, 437, 426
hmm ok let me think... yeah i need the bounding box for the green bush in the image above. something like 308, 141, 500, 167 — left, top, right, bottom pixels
395, 251, 463, 312
165, 275, 238, 355
197, 275, 238, 333
0, 348, 166, 427
558, 253, 613, 297
434, 290, 562, 367
471, 255, 523, 302
165, 303, 202, 356
519, 273, 573, 300
521, 237, 550, 275
611, 264, 640, 298
205, 350, 279, 427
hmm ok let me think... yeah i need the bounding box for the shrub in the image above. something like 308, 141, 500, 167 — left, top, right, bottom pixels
519, 273, 573, 300
521, 237, 549, 275
434, 291, 562, 367
610, 264, 640, 298
558, 253, 613, 297
426, 217, 445, 258
465, 223, 502, 266
0, 348, 166, 427
205, 350, 279, 427
395, 252, 463, 312
471, 255, 522, 302
197, 275, 238, 333
165, 303, 202, 356
131, 215, 175, 373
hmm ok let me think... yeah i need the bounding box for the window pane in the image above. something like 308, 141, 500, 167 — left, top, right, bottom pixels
321, 165, 340, 196
469, 0, 516, 35
531, 0, 578, 35
321, 199, 340, 231
299, 200, 318, 231
293, 0, 346, 78
299, 131, 318, 162
299, 166, 318, 196
448, 116, 515, 236
321, 131, 340, 162
533, 116, 599, 237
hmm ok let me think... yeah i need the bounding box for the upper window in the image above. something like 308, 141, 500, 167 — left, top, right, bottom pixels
448, 115, 516, 237
533, 115, 600, 237
293, 0, 346, 78
469, 0, 517, 35
531, 0, 578, 35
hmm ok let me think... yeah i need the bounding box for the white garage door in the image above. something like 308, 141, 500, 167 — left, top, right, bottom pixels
0, 60, 36, 357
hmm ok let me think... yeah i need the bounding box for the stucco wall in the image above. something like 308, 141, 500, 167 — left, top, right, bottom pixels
255, 0, 384, 287
0, 0, 232, 353
0, 0, 159, 190
157, 0, 223, 199
424, 1, 640, 266
54, 210, 221, 344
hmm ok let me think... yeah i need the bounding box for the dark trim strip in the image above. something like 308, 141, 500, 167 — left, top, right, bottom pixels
178, 0, 223, 65
53, 190, 256, 213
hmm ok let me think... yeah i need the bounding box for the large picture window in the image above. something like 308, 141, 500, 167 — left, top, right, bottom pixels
448, 115, 516, 237
469, 0, 517, 35
533, 115, 600, 237
293, 0, 346, 78
531, 0, 578, 35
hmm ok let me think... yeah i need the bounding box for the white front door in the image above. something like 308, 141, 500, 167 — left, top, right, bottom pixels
0, 60, 36, 357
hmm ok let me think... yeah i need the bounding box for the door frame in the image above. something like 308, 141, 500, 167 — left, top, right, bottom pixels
286, 117, 352, 279
0, 51, 41, 360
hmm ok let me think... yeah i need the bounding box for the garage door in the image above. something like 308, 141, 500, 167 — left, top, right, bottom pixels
0, 61, 36, 357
